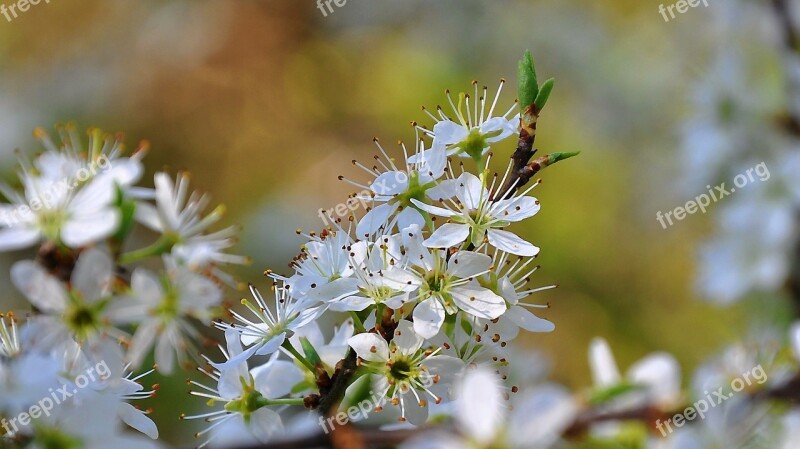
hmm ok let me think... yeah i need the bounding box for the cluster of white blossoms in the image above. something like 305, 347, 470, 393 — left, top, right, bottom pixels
184, 52, 573, 448
0, 124, 247, 448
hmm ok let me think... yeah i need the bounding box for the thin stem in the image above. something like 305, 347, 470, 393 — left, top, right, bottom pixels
282, 340, 316, 373
119, 234, 179, 265
349, 311, 366, 333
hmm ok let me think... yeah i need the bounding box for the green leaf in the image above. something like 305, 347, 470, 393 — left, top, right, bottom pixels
300, 337, 322, 368
518, 50, 539, 109
534, 78, 555, 111
589, 382, 641, 405
546, 151, 581, 165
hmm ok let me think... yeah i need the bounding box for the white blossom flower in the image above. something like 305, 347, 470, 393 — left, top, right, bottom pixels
347, 320, 462, 425
411, 172, 541, 256
419, 81, 518, 160
589, 338, 682, 410
0, 170, 121, 251
473, 249, 555, 343
279, 227, 360, 303
341, 137, 448, 237
395, 225, 506, 338
322, 232, 419, 314
10, 248, 124, 345
212, 284, 323, 369
0, 126, 151, 252
134, 172, 249, 271
185, 329, 302, 448
106, 257, 223, 373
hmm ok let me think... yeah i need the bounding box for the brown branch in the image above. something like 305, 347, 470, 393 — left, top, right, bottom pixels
495, 104, 540, 200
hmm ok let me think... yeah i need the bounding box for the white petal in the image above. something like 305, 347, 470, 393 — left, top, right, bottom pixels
506, 305, 555, 332
454, 172, 486, 210
627, 353, 681, 405
414, 145, 447, 181
393, 320, 424, 354
486, 229, 539, 256
423, 223, 470, 249
255, 333, 286, 356
131, 269, 164, 304
212, 343, 261, 371
356, 203, 396, 238
104, 158, 144, 187
450, 286, 506, 320
153, 173, 180, 229
72, 248, 114, 303
456, 368, 504, 444
382, 268, 422, 292
425, 179, 459, 201
118, 402, 159, 439
290, 305, 326, 330
401, 391, 430, 426
134, 202, 164, 232
432, 120, 469, 146
481, 117, 515, 143
155, 329, 177, 374
125, 320, 159, 368
249, 408, 284, 442
347, 333, 389, 362
396, 207, 425, 230
447, 251, 492, 278
409, 198, 457, 218
492, 195, 540, 222
252, 360, 304, 398
330, 295, 374, 312
304, 277, 359, 303
289, 321, 324, 349
0, 226, 40, 251
508, 384, 577, 447
70, 175, 116, 212
589, 338, 621, 387
370, 171, 409, 195
413, 298, 445, 339
10, 260, 68, 312
61, 208, 120, 247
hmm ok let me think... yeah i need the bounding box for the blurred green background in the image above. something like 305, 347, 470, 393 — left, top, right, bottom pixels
0, 0, 764, 445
